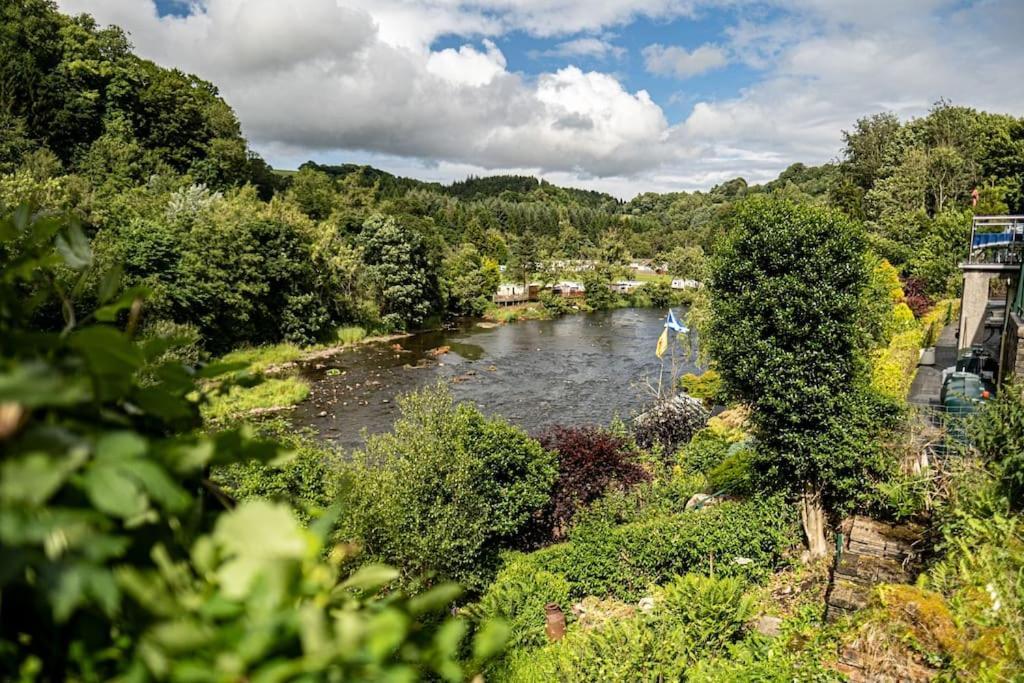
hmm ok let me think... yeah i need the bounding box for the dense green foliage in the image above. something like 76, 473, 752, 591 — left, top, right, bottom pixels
0, 208, 496, 681
337, 385, 558, 592
708, 198, 898, 510
549, 496, 796, 601
503, 573, 757, 682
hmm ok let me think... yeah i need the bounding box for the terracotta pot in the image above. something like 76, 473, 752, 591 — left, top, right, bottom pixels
545, 602, 566, 642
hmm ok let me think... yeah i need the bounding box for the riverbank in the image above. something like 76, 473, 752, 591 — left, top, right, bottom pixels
202, 329, 413, 423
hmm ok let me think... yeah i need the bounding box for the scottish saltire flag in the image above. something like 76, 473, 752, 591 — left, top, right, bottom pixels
666, 309, 688, 333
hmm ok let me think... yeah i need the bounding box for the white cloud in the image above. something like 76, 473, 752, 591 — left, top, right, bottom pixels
642, 43, 729, 78
426, 40, 507, 86
533, 37, 627, 61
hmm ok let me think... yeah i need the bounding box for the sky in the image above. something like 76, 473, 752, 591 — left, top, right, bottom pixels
58, 0, 1024, 199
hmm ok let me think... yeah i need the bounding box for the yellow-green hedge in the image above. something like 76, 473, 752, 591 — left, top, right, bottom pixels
870, 299, 960, 402
920, 299, 960, 348
871, 329, 924, 401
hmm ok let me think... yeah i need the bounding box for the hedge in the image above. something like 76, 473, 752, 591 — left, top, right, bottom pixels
870, 298, 960, 402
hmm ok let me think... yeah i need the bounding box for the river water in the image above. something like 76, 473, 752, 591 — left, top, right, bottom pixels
291, 308, 701, 449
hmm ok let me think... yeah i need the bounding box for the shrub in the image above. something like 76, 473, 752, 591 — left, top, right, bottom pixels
970, 382, 1024, 510
920, 299, 959, 347
338, 384, 557, 591
689, 639, 844, 682
902, 275, 933, 317
471, 552, 572, 649
680, 369, 725, 405
215, 421, 340, 524
506, 614, 690, 682
705, 446, 758, 495
524, 425, 651, 544
503, 573, 757, 682
140, 318, 204, 368
678, 421, 745, 476
538, 290, 575, 315
654, 574, 756, 651
558, 496, 797, 601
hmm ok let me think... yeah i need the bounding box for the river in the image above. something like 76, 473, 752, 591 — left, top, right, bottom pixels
291, 307, 701, 449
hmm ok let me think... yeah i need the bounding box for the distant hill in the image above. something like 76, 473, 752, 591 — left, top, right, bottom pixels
280, 162, 622, 209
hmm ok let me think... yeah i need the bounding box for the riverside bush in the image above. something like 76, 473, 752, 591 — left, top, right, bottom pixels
216, 420, 340, 524
680, 368, 725, 405
558, 496, 797, 601
338, 384, 558, 591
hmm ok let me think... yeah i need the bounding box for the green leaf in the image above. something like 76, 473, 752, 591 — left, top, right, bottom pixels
340, 564, 399, 594
55, 222, 93, 270
407, 583, 462, 615
12, 204, 29, 233
70, 326, 144, 393
365, 609, 411, 661
472, 618, 509, 661
95, 432, 147, 463
212, 501, 306, 599
94, 286, 149, 322
121, 460, 191, 513
0, 361, 91, 407
432, 617, 467, 655
98, 264, 123, 304
84, 464, 148, 519
0, 450, 88, 506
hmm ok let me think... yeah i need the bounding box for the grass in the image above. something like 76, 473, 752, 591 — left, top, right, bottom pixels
219, 343, 305, 374
335, 325, 367, 345
202, 376, 310, 424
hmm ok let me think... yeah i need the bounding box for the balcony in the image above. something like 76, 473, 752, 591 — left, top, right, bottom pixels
967, 215, 1024, 265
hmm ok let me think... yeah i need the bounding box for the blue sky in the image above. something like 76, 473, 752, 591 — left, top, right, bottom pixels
63, 0, 1024, 197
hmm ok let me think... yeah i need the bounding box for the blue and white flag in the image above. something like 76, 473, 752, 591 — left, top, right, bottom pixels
666, 309, 688, 333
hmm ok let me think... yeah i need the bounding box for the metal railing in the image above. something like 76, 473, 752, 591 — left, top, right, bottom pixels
968, 215, 1024, 265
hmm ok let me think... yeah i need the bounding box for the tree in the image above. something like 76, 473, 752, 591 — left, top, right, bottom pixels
443, 242, 501, 317
509, 235, 540, 287
358, 214, 439, 330
289, 165, 337, 220
707, 197, 876, 558
841, 112, 902, 191
663, 245, 707, 280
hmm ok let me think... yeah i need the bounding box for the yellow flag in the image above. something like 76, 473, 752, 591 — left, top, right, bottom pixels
655, 327, 669, 359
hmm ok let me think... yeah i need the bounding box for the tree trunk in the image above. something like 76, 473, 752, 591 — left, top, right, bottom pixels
800, 483, 829, 560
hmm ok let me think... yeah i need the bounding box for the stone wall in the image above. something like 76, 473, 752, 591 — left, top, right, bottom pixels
1003, 311, 1024, 383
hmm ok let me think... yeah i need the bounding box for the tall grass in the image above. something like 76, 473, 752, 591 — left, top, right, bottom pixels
335, 326, 367, 345
202, 376, 310, 424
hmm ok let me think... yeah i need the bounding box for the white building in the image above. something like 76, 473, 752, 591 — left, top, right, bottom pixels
671, 279, 702, 290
